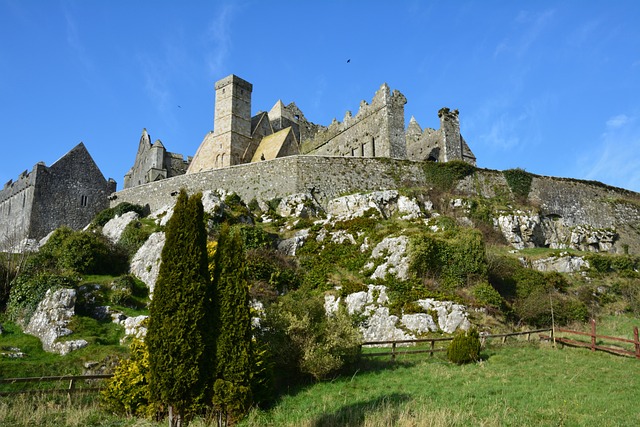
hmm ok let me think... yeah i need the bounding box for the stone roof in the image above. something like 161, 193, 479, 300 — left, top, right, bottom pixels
251, 127, 294, 162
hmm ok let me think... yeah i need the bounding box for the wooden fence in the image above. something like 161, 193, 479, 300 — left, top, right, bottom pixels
361, 328, 552, 360
0, 374, 113, 396
541, 319, 640, 359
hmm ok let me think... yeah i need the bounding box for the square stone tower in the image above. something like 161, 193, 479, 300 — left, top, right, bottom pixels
187, 75, 253, 173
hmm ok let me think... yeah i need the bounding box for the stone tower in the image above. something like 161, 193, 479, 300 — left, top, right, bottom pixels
438, 108, 462, 162
187, 75, 253, 173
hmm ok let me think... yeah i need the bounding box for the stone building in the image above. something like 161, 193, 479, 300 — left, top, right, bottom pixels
0, 143, 116, 244
184, 74, 475, 175
123, 129, 191, 189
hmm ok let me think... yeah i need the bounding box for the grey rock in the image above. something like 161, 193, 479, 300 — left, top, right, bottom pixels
25, 288, 88, 355
366, 236, 410, 280
130, 231, 165, 295
102, 211, 139, 243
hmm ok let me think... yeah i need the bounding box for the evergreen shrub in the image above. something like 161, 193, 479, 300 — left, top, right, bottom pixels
101, 339, 154, 418
409, 228, 487, 290
446, 328, 481, 365
503, 168, 533, 200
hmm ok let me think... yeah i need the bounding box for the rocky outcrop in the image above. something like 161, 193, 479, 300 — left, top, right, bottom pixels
277, 193, 322, 218
364, 236, 410, 280
277, 229, 309, 256
495, 210, 619, 252
130, 232, 165, 294
325, 284, 470, 343
527, 254, 589, 273
25, 288, 88, 355
102, 211, 139, 243
326, 190, 424, 220
111, 314, 148, 344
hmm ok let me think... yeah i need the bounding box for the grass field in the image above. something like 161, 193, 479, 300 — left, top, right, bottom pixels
1, 337, 639, 427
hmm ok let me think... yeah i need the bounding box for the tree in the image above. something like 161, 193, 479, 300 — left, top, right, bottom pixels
211, 225, 253, 425
146, 190, 214, 427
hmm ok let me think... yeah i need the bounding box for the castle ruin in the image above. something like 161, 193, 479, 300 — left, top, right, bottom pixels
123, 129, 191, 189
0, 143, 116, 244
130, 74, 476, 180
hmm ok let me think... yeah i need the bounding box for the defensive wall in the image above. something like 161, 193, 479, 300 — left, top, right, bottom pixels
111, 155, 640, 248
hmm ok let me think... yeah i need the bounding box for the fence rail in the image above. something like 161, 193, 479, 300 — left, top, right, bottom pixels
540, 319, 640, 359
0, 374, 113, 396
361, 328, 552, 360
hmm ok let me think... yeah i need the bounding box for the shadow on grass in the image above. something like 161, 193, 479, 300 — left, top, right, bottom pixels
310, 393, 412, 427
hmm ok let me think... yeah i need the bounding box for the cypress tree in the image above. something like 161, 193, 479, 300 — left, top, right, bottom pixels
147, 190, 214, 427
211, 224, 253, 425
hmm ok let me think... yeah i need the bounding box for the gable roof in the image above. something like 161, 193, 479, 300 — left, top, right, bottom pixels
251, 127, 297, 162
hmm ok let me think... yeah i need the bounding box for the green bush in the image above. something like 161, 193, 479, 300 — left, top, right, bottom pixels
260, 291, 361, 382
409, 228, 487, 290
117, 220, 154, 258
101, 339, 154, 418
513, 290, 589, 327
423, 160, 476, 192
7, 272, 78, 324
92, 202, 146, 228
447, 328, 481, 365
238, 225, 276, 249
503, 168, 533, 200
471, 282, 504, 308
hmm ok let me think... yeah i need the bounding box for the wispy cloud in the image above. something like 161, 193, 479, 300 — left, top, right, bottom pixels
578, 113, 640, 191
205, 3, 236, 77
65, 10, 93, 72
493, 9, 555, 58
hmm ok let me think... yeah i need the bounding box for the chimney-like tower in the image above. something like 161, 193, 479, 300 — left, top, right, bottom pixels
187, 74, 253, 173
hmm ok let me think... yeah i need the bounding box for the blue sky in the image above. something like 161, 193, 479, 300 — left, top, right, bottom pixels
1, 1, 639, 192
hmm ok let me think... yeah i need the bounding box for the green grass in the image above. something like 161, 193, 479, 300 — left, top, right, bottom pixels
1, 339, 639, 426
240, 342, 640, 426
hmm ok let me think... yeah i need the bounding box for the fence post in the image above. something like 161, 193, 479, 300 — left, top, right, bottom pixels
392, 342, 396, 361
591, 319, 596, 352
634, 327, 640, 360
430, 339, 435, 357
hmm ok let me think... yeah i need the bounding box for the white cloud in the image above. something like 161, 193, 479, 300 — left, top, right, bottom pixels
494, 9, 555, 59
578, 113, 640, 191
205, 3, 236, 77
606, 114, 629, 129
64, 10, 93, 72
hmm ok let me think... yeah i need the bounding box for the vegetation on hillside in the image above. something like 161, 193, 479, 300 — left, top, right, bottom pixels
1, 161, 639, 426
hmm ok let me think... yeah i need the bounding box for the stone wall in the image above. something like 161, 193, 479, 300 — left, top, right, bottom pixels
0, 143, 116, 243
0, 165, 40, 243
301, 84, 407, 159
111, 155, 640, 254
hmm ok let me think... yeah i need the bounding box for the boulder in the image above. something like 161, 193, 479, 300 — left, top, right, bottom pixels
130, 232, 165, 295
326, 190, 424, 221
277, 229, 309, 256
364, 236, 410, 280
529, 254, 589, 273
25, 288, 88, 355
277, 193, 322, 218
102, 211, 139, 243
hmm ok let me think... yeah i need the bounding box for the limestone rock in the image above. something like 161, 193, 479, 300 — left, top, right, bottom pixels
529, 254, 589, 273
102, 211, 139, 243
277, 229, 309, 256
130, 232, 165, 295
326, 190, 424, 221
401, 313, 438, 334
333, 284, 469, 343
365, 236, 410, 280
150, 205, 174, 227
25, 288, 88, 355
494, 210, 544, 249
277, 193, 322, 218
201, 190, 226, 219
416, 299, 471, 333
569, 225, 617, 252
